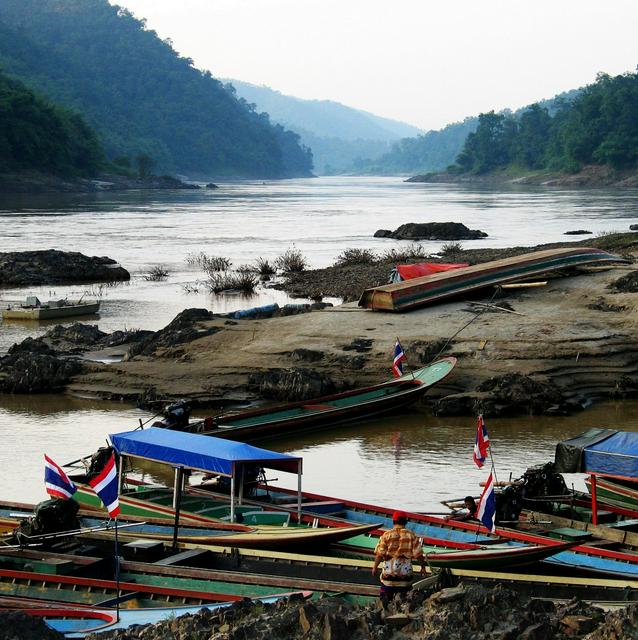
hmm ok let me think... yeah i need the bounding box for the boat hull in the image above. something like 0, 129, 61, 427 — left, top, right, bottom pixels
205, 358, 456, 442
2, 301, 100, 320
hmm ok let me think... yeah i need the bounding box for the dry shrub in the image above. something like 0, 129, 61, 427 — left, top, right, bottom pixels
275, 248, 308, 273
333, 248, 378, 267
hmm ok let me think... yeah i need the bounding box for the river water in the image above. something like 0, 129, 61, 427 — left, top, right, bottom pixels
1, 177, 637, 510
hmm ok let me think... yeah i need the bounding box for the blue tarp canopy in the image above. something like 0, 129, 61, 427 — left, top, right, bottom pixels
554, 428, 638, 478
110, 427, 302, 477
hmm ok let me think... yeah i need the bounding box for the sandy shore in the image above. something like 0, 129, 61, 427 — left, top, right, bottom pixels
67, 246, 638, 415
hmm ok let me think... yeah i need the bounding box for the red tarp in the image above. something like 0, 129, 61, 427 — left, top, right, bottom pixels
396, 262, 469, 281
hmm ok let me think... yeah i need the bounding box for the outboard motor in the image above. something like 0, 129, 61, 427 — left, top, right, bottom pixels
13, 498, 80, 545
495, 485, 523, 523
152, 399, 192, 430
519, 462, 570, 514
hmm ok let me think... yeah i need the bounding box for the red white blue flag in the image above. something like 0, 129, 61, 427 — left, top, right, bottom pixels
477, 471, 496, 533
88, 453, 120, 518
473, 414, 490, 468
393, 340, 406, 377
44, 455, 77, 500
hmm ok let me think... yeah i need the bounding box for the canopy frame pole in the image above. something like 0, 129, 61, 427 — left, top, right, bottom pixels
591, 473, 598, 526
230, 464, 236, 523
238, 465, 244, 506
172, 467, 183, 551
297, 459, 302, 526
117, 454, 124, 493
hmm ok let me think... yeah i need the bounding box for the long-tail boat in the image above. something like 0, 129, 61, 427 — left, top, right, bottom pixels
424, 541, 579, 571
198, 357, 456, 442
359, 247, 627, 312
0, 506, 378, 552
20, 593, 305, 638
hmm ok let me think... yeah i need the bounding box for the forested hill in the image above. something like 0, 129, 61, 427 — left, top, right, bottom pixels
0, 70, 103, 176
0, 0, 312, 178
227, 80, 422, 174
451, 72, 637, 176
357, 90, 581, 176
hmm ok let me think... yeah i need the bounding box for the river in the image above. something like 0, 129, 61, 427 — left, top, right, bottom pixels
1, 177, 637, 510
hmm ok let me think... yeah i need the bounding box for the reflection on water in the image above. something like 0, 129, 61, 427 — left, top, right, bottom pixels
1, 393, 637, 512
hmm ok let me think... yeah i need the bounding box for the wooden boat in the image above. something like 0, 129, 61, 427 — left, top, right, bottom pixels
2, 297, 100, 320
233, 484, 638, 579
425, 541, 579, 571
22, 593, 307, 638
584, 476, 638, 512
0, 505, 379, 552
201, 357, 457, 441
359, 247, 626, 312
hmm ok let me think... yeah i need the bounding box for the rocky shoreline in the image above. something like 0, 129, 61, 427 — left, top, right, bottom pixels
1, 234, 636, 418
406, 164, 638, 188
4, 583, 635, 640
0, 171, 200, 194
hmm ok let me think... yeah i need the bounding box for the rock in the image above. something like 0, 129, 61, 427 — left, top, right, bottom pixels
587, 298, 626, 312
206, 182, 219, 189
44, 323, 107, 351
248, 368, 344, 401
410, 339, 451, 364
128, 308, 219, 358
585, 603, 638, 640
289, 348, 325, 362
374, 222, 488, 241
0, 250, 130, 286
564, 229, 592, 235
0, 610, 64, 639
7, 336, 57, 356
435, 373, 567, 417
430, 585, 466, 604
609, 270, 638, 293
323, 612, 349, 640
630, 224, 638, 231
341, 338, 373, 352
560, 614, 596, 636
0, 352, 83, 393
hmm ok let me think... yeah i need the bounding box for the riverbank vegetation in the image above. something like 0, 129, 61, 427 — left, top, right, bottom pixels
0, 70, 103, 177
451, 70, 638, 176
0, 0, 312, 178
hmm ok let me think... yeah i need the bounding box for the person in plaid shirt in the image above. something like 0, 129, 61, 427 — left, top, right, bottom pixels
372, 510, 425, 600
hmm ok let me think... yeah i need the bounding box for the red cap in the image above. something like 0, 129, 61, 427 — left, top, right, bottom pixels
392, 510, 407, 523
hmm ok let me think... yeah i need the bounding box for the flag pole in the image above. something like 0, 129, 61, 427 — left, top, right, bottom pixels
114, 516, 120, 623
396, 336, 416, 381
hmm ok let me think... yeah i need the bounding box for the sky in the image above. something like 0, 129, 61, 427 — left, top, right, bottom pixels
113, 0, 638, 132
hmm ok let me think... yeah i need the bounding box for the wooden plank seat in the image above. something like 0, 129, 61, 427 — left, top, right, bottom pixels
154, 549, 210, 566
279, 500, 346, 515
546, 527, 593, 541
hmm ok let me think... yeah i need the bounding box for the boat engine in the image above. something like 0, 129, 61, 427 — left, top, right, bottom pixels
87, 446, 118, 481
519, 462, 570, 514
14, 498, 80, 544
152, 399, 192, 431
495, 485, 523, 523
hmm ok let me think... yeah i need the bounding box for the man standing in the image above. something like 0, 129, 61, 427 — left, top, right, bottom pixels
372, 510, 425, 601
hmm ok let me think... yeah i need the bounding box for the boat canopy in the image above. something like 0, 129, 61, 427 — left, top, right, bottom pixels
554, 428, 638, 478
110, 427, 302, 477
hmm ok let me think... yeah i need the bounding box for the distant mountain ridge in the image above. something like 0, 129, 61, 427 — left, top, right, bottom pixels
226, 80, 423, 174
0, 0, 312, 178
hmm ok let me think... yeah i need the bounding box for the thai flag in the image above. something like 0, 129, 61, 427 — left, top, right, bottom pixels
44, 455, 77, 500
393, 340, 406, 377
88, 453, 120, 518
477, 471, 496, 533
473, 414, 490, 468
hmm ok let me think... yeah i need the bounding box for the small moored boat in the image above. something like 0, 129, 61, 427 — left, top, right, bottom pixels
2, 296, 100, 320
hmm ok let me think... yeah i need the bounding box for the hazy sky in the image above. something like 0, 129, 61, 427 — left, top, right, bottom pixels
113, 0, 638, 131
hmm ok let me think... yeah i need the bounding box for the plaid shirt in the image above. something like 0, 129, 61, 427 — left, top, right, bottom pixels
374, 524, 423, 559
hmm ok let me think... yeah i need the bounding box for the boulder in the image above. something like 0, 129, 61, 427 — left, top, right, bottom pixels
0, 352, 84, 393
0, 611, 64, 640
128, 308, 219, 358
248, 368, 344, 401
0, 250, 130, 286
206, 182, 219, 189
435, 373, 568, 417
374, 222, 488, 241
630, 224, 638, 231
564, 229, 592, 235
609, 270, 638, 293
